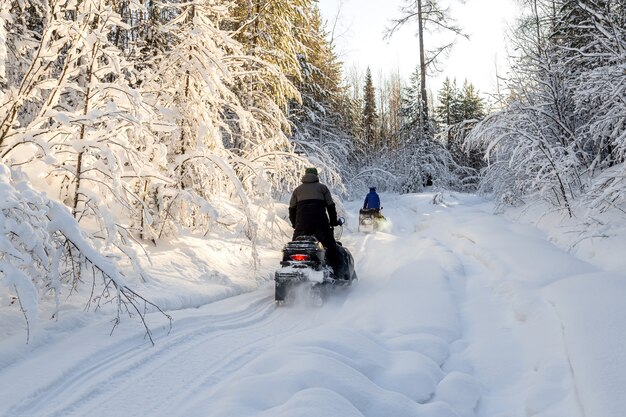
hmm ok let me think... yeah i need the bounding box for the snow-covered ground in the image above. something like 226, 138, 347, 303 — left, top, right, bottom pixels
1, 192, 625, 417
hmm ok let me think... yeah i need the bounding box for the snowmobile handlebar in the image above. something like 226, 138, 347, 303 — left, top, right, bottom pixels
333, 217, 345, 240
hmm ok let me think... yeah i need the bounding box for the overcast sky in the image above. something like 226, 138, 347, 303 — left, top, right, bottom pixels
317, 0, 520, 97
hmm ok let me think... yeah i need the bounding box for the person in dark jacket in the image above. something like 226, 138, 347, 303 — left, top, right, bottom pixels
289, 167, 341, 273
363, 187, 381, 211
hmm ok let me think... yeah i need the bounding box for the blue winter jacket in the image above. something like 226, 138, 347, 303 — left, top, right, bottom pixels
363, 191, 381, 210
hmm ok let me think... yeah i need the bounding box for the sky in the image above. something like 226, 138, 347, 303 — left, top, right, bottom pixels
1, 191, 625, 416
318, 0, 521, 96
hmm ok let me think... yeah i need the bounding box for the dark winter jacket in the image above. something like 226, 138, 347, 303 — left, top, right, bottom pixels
289, 173, 339, 232
363, 190, 381, 210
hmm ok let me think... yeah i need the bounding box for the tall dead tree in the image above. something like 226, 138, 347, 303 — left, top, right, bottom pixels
386, 0, 467, 138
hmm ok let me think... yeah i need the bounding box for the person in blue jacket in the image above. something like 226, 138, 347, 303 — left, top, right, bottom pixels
363, 187, 381, 212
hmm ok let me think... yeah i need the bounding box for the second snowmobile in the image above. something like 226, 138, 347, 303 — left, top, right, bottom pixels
358, 208, 387, 232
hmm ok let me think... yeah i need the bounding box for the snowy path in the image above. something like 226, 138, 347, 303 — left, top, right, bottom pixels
1, 193, 624, 417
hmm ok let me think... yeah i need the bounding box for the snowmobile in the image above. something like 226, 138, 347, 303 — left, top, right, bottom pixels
358, 208, 386, 232
275, 219, 357, 305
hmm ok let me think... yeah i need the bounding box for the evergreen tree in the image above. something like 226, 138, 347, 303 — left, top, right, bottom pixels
362, 67, 378, 150
435, 78, 462, 132
400, 67, 430, 142
451, 81, 487, 176
458, 81, 485, 121
288, 5, 351, 189
231, 0, 311, 109
291, 6, 344, 136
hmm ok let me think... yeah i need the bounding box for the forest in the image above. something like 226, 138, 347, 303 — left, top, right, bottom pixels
0, 0, 624, 334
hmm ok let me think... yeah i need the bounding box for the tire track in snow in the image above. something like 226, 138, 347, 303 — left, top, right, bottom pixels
3, 292, 296, 417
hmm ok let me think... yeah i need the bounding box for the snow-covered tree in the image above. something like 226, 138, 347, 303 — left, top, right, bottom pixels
465, 0, 575, 213
458, 81, 486, 122
0, 0, 171, 339
561, 0, 626, 212
435, 78, 461, 135
0, 2, 7, 90
361, 67, 379, 151
288, 5, 351, 192
1, 0, 162, 264
231, 0, 309, 109
0, 163, 169, 344
467, 0, 625, 216
435, 79, 486, 181
136, 0, 318, 251
400, 67, 431, 143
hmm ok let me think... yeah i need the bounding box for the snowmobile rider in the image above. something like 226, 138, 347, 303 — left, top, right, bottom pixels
289, 167, 341, 276
363, 187, 381, 212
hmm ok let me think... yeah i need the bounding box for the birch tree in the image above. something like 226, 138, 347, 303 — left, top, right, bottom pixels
0, 0, 169, 339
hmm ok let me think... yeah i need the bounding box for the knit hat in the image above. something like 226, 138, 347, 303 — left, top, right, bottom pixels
305, 167, 318, 175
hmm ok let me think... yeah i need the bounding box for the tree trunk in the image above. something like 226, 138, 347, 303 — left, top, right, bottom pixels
417, 0, 428, 137
72, 45, 99, 218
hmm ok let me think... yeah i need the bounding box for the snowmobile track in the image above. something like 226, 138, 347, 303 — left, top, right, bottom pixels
3, 295, 301, 417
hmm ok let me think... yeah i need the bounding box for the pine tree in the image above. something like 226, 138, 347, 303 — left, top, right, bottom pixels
435, 78, 462, 132
459, 81, 486, 121
400, 67, 429, 142
452, 81, 487, 175
291, 6, 343, 133
231, 0, 311, 109
362, 67, 378, 150
288, 5, 352, 185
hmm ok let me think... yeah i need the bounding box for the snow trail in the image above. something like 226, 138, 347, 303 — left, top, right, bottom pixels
1, 192, 624, 417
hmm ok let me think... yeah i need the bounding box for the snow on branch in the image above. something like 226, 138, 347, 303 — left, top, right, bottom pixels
0, 164, 170, 344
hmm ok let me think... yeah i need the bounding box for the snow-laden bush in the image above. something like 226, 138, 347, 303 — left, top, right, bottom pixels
0, 165, 48, 341
465, 0, 625, 219
0, 164, 169, 343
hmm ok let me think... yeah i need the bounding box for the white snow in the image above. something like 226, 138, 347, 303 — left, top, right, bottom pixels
1, 191, 625, 417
